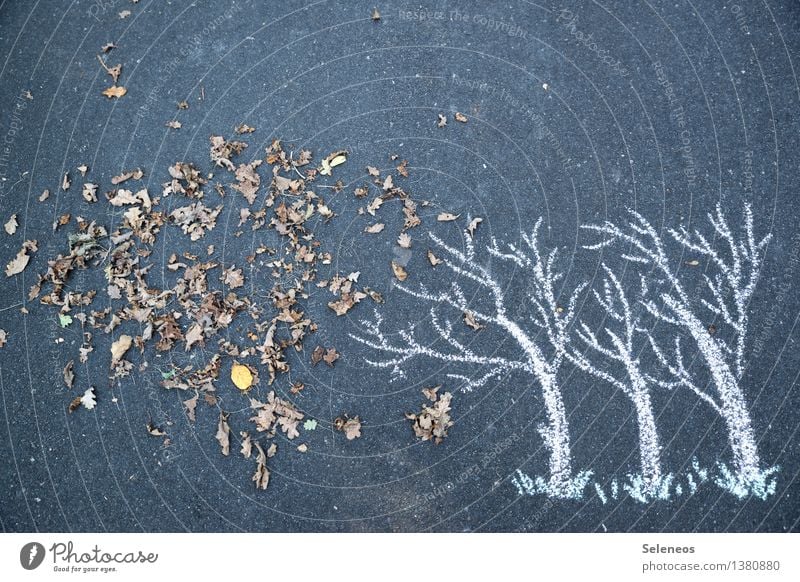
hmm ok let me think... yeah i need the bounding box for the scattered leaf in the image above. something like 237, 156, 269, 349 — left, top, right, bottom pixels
58, 313, 73, 328
303, 419, 318, 431
437, 113, 447, 128
183, 393, 199, 422
146, 422, 166, 437
427, 249, 443, 266
320, 150, 347, 176
323, 347, 339, 367
4, 215, 18, 235
252, 442, 270, 489
231, 362, 254, 391
0, 329, 6, 348
437, 212, 459, 222
334, 415, 362, 440
406, 390, 453, 444
240, 431, 252, 458
464, 310, 485, 331
165, 120, 181, 129
467, 217, 483, 237
63, 360, 75, 388
102, 86, 127, 99
80, 387, 97, 411
397, 232, 411, 248
216, 411, 231, 456
371, 7, 381, 21
364, 222, 385, 234
391, 260, 408, 281
454, 112, 468, 123
110, 334, 133, 364
5, 246, 31, 277
297, 443, 308, 453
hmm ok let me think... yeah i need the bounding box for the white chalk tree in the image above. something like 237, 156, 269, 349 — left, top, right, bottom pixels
567, 264, 666, 500
582, 203, 776, 497
350, 218, 590, 498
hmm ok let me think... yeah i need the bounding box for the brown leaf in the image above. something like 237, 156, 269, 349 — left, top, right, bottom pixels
110, 334, 132, 364
311, 345, 324, 366
165, 120, 181, 129
5, 247, 30, 277
82, 183, 98, 203
252, 442, 270, 489
454, 112, 468, 123
4, 214, 18, 235
422, 385, 441, 402
366, 166, 380, 177
146, 422, 166, 437
391, 260, 408, 281
437, 212, 459, 222
63, 360, 75, 389
464, 310, 485, 331
427, 249, 443, 266
183, 393, 199, 422
334, 415, 362, 440
240, 431, 252, 458
216, 411, 231, 456
364, 222, 385, 234
102, 86, 127, 99
323, 347, 339, 367
467, 217, 483, 237
407, 390, 454, 444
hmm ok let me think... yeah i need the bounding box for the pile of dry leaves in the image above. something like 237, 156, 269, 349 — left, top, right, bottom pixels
4, 122, 462, 490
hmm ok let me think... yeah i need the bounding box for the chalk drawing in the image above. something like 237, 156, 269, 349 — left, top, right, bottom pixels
351, 218, 590, 498
354, 205, 778, 503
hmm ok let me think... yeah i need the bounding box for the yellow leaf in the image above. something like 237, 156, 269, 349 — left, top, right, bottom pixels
102, 85, 127, 99
231, 362, 254, 391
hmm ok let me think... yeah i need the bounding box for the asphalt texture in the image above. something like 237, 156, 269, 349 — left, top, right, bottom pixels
0, 0, 799, 533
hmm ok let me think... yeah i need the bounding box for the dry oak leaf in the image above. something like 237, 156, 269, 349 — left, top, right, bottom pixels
80, 387, 97, 411
63, 360, 75, 389
320, 150, 347, 176
102, 85, 127, 99
240, 431, 252, 458
464, 310, 485, 331
364, 222, 385, 234
146, 422, 166, 437
391, 260, 408, 281
231, 362, 254, 391
334, 415, 362, 440
406, 390, 453, 444
252, 442, 270, 490
467, 217, 483, 237
183, 393, 199, 422
454, 112, 468, 123
437, 212, 459, 222
323, 347, 340, 367
4, 214, 18, 235
5, 246, 31, 277
427, 249, 443, 266
311, 346, 340, 367
216, 411, 231, 456
110, 334, 133, 364
397, 232, 412, 248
